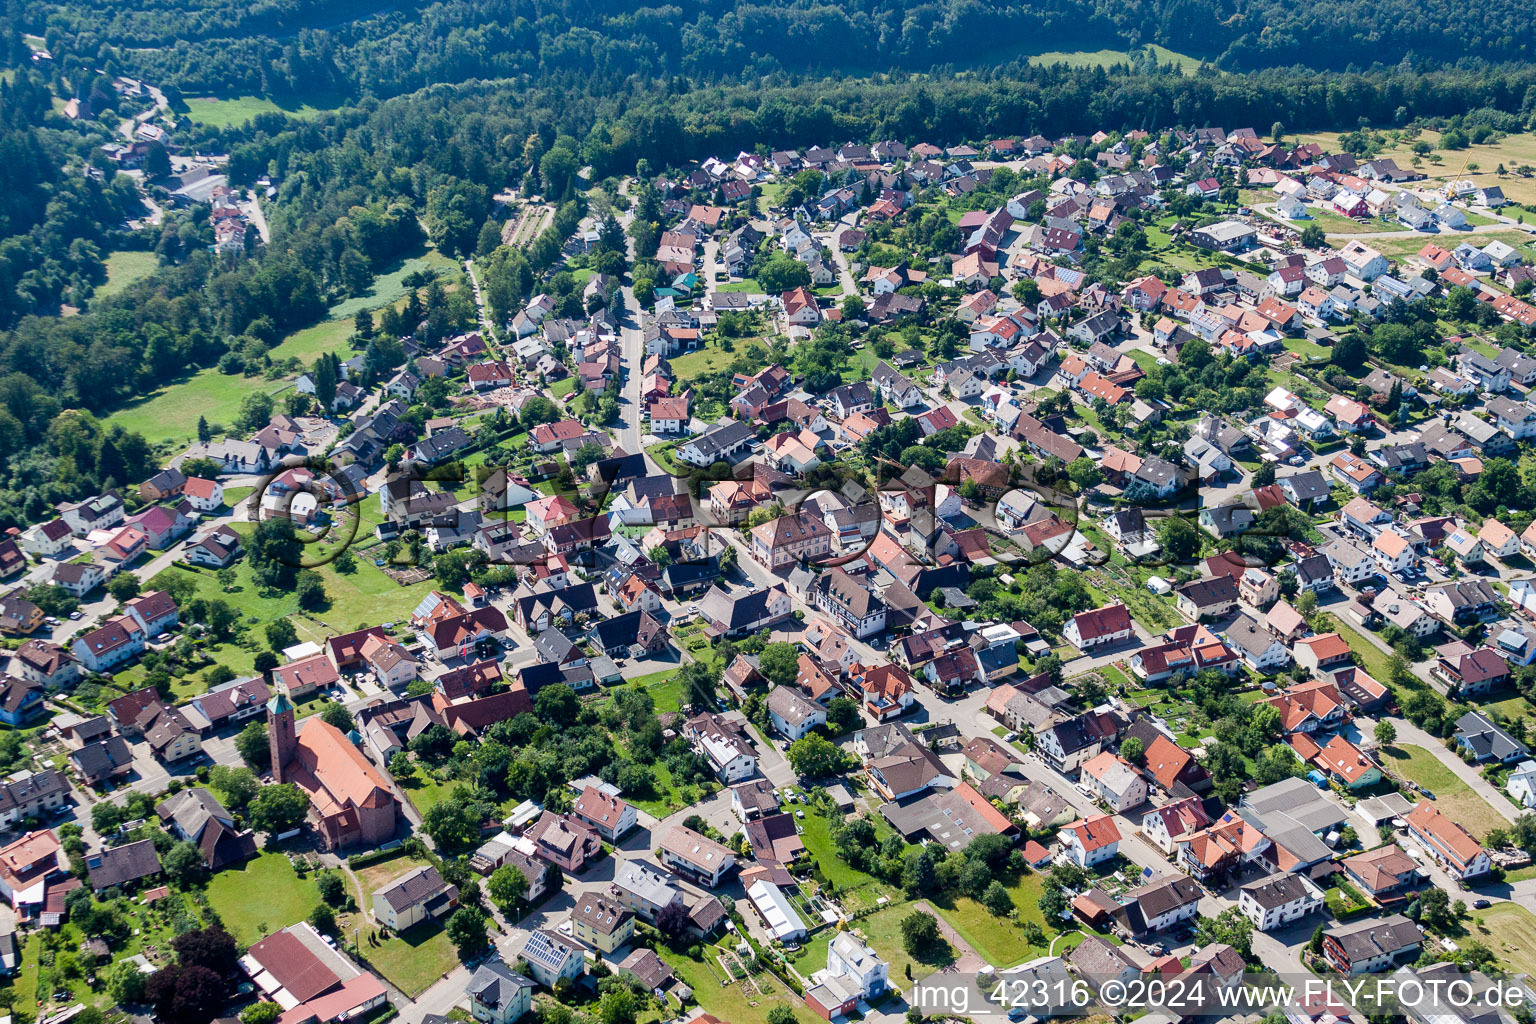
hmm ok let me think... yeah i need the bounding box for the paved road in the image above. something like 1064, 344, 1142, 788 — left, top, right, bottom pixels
1368, 716, 1521, 826
244, 194, 272, 244
464, 258, 501, 353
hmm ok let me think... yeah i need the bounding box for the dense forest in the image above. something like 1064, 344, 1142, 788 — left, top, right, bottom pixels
14, 0, 1536, 102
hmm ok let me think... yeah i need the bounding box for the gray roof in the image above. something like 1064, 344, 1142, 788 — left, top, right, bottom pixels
1067, 934, 1136, 977
766, 685, 822, 728
1428, 579, 1500, 610
155, 788, 233, 842
1280, 470, 1329, 502
1241, 871, 1315, 910
87, 838, 162, 889
613, 860, 680, 908
1454, 711, 1529, 762
521, 929, 583, 970
685, 421, 755, 460
1236, 777, 1346, 867
1225, 614, 1282, 660
467, 959, 536, 1009
375, 864, 457, 914
1324, 914, 1422, 960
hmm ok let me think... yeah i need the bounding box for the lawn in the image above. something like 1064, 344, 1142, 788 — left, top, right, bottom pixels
395, 762, 468, 817
97, 250, 160, 298
1307, 208, 1406, 236
267, 317, 358, 367
1480, 693, 1536, 733
354, 854, 436, 906
670, 343, 762, 381
326, 250, 461, 321
852, 902, 962, 985
183, 94, 337, 127
106, 367, 289, 448
716, 278, 764, 294
659, 945, 821, 1024
150, 535, 441, 648
623, 755, 704, 818
1326, 618, 1395, 682
1469, 903, 1536, 977
206, 850, 322, 944
1281, 334, 1332, 361
634, 669, 686, 712
112, 638, 259, 698
799, 810, 878, 890
357, 919, 462, 997
1380, 744, 1509, 838
930, 871, 1058, 969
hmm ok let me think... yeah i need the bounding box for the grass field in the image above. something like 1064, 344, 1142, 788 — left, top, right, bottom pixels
1308, 208, 1406, 236
854, 903, 962, 982
670, 343, 762, 380
1481, 693, 1536, 733
396, 761, 468, 817
108, 247, 456, 447
798, 810, 879, 889
97, 250, 160, 298
716, 278, 764, 294
267, 317, 358, 367
1380, 744, 1508, 838
327, 250, 460, 320
183, 95, 337, 127
107, 367, 289, 448
633, 669, 687, 713
1470, 903, 1536, 977
1326, 618, 1395, 683
1293, 129, 1536, 207
359, 918, 462, 996
930, 872, 1057, 968
660, 945, 821, 1024
150, 529, 442, 647
206, 850, 321, 944
1020, 44, 1207, 73
1281, 334, 1332, 360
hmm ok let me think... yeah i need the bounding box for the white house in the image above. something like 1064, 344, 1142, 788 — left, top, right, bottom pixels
1239, 872, 1324, 932
1508, 760, 1536, 809
1080, 752, 1147, 813
1340, 240, 1389, 282
766, 686, 827, 741
20, 520, 73, 558
467, 960, 537, 1024
517, 930, 585, 989
1058, 815, 1121, 868
806, 932, 890, 1019
1062, 605, 1133, 651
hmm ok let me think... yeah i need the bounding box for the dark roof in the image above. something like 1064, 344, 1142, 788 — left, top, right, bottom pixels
1173, 575, 1238, 609
375, 864, 457, 913
198, 818, 258, 870
87, 839, 162, 889
589, 609, 666, 652
71, 736, 133, 780
467, 960, 536, 1010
